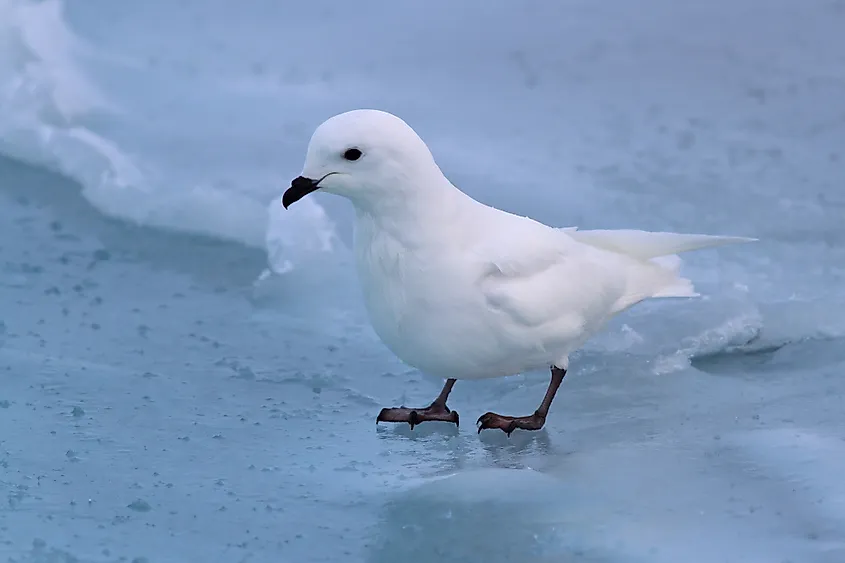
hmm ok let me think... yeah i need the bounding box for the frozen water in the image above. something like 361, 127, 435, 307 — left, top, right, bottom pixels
1, 0, 844, 561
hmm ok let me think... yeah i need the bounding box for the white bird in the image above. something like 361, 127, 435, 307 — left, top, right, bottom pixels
282, 109, 754, 435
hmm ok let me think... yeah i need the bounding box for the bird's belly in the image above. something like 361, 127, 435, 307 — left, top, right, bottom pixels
353, 229, 579, 379
361, 277, 481, 374
360, 275, 561, 378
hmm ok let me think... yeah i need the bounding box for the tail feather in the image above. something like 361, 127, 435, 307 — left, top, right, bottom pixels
611, 257, 699, 313
562, 227, 756, 312
647, 254, 699, 298
565, 228, 755, 260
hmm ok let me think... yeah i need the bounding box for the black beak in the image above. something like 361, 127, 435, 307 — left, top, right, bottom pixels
282, 176, 320, 209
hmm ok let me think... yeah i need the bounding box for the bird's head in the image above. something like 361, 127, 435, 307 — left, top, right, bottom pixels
283, 109, 446, 214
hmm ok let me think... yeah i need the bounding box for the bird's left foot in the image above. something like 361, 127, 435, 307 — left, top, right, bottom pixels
376, 403, 459, 430
476, 410, 546, 435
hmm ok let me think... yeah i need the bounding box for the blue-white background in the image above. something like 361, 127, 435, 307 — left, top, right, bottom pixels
1, 1, 843, 561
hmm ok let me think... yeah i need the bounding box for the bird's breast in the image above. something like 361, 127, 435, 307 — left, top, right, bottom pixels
353, 225, 488, 375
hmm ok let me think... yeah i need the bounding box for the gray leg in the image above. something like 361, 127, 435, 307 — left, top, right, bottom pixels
477, 366, 566, 435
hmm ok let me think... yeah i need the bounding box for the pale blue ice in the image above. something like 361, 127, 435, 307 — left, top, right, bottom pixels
1, 1, 844, 562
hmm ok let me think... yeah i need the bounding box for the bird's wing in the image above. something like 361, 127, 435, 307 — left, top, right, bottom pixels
561, 227, 755, 259
473, 218, 627, 332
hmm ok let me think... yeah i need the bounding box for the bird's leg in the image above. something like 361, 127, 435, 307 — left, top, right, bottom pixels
477, 366, 566, 435
376, 378, 459, 429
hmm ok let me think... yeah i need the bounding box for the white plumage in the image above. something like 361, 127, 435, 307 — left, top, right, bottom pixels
283, 109, 754, 432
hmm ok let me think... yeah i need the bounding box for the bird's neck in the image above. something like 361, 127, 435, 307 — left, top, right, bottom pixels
352, 176, 471, 249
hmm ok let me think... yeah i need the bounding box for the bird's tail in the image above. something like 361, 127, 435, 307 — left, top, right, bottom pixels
564, 228, 755, 260
564, 228, 755, 311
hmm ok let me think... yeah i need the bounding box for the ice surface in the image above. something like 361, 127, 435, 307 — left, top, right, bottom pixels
1, 0, 844, 561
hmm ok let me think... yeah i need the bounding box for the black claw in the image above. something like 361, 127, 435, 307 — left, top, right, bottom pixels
476, 414, 493, 434
408, 410, 419, 430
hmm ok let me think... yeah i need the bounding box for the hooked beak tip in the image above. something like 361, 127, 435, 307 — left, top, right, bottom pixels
282, 176, 320, 209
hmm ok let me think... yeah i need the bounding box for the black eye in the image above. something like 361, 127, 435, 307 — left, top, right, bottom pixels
343, 148, 362, 161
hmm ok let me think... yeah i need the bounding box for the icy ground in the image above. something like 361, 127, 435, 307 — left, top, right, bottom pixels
2, 0, 845, 561
1, 156, 844, 562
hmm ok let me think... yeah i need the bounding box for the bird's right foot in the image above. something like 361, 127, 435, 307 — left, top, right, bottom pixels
476, 411, 546, 435
376, 403, 459, 430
